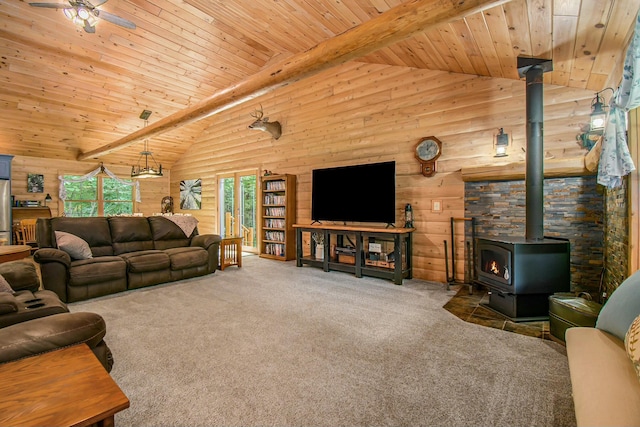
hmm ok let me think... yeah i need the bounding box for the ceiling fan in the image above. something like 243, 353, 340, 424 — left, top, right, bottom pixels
29, 0, 136, 33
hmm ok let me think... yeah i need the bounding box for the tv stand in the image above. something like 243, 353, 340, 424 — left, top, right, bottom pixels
294, 223, 414, 285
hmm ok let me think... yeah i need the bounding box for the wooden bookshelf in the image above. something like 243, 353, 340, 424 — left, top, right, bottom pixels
260, 174, 296, 261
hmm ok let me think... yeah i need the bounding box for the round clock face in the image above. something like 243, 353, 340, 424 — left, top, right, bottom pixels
416, 138, 441, 161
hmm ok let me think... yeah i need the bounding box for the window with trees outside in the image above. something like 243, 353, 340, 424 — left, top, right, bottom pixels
63, 175, 134, 217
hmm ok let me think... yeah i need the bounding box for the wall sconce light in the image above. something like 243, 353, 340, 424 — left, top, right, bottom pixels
590, 88, 615, 132
494, 128, 510, 157
44, 193, 52, 206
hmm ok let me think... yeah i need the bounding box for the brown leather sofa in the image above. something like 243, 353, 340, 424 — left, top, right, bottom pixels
34, 216, 222, 303
0, 261, 113, 372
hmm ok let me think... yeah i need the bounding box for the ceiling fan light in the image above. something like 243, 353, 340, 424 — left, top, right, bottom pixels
86, 14, 98, 26
77, 7, 90, 20
63, 8, 77, 20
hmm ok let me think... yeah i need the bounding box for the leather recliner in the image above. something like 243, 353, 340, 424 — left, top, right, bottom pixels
0, 261, 113, 372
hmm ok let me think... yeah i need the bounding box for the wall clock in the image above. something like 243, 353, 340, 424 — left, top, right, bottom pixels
415, 136, 442, 177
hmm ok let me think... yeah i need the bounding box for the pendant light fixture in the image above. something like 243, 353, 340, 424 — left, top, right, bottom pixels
131, 110, 163, 179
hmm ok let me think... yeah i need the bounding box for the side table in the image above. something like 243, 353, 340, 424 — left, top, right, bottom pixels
220, 236, 243, 271
0, 244, 32, 263
0, 343, 129, 427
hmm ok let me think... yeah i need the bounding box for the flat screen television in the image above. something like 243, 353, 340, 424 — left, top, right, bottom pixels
311, 161, 396, 224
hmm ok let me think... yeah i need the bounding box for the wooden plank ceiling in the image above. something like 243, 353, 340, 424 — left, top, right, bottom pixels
0, 0, 638, 168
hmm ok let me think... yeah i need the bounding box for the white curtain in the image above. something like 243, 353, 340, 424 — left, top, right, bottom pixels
598, 12, 640, 188
58, 164, 141, 203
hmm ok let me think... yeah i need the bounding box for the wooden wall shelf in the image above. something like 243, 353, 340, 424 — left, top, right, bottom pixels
461, 156, 595, 182
12, 207, 52, 223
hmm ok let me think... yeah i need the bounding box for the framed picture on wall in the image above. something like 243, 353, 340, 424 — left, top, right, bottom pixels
27, 173, 44, 193
180, 179, 202, 210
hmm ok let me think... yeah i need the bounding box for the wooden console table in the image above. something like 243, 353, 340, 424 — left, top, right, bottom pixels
294, 224, 414, 285
0, 344, 129, 427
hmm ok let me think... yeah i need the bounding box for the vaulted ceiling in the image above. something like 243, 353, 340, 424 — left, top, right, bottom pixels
1, 0, 638, 168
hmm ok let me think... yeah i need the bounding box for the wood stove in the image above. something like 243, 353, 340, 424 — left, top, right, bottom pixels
473, 57, 571, 321
476, 237, 570, 320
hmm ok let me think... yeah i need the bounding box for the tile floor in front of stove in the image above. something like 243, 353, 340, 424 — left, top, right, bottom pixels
443, 285, 552, 340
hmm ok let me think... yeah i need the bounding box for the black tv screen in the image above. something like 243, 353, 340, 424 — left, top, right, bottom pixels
311, 161, 396, 224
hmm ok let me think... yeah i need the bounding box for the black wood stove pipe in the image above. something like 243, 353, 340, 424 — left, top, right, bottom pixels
519, 57, 553, 242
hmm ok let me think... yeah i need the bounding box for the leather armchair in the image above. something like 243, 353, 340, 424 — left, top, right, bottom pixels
0, 261, 114, 372
0, 312, 113, 372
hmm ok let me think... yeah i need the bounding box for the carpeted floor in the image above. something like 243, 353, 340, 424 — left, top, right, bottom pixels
70, 255, 576, 427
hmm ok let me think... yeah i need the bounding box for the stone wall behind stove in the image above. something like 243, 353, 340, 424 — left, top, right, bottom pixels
603, 179, 629, 299
465, 176, 604, 296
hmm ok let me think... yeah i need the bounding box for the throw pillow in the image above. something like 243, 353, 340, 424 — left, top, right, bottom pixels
55, 231, 93, 260
625, 314, 640, 382
0, 274, 14, 294
596, 269, 640, 341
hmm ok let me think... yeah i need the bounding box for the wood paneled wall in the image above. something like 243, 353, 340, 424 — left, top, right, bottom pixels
10, 155, 169, 217
170, 62, 595, 283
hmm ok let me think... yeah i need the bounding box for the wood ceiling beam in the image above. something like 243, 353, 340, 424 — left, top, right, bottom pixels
77, 0, 511, 161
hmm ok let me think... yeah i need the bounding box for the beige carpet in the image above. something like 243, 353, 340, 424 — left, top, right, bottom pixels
70, 255, 576, 427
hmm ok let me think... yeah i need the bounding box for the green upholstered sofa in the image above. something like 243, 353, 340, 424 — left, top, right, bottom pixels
34, 216, 221, 303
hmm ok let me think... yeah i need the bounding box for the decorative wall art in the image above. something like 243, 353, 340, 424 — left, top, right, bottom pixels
27, 173, 44, 193
180, 179, 202, 210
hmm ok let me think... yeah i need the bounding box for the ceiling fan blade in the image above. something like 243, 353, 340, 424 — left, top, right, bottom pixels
95, 10, 136, 29
87, 0, 109, 7
28, 2, 68, 8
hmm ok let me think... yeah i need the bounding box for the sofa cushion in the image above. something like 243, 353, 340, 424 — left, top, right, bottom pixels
566, 327, 640, 426
55, 231, 93, 260
0, 262, 40, 293
119, 250, 170, 273
148, 217, 191, 250
626, 314, 640, 382
68, 257, 127, 287
109, 217, 155, 255
50, 217, 114, 257
596, 269, 640, 341
165, 247, 208, 270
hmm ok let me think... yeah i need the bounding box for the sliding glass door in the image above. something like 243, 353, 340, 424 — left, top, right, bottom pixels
218, 171, 258, 253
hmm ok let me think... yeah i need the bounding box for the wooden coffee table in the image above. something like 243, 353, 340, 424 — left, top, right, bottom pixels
0, 244, 32, 263
0, 344, 129, 427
